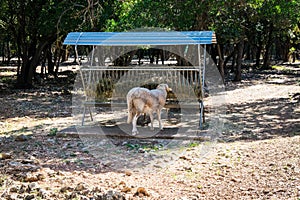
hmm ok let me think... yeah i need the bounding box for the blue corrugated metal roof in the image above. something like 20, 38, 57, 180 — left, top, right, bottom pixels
63, 31, 216, 46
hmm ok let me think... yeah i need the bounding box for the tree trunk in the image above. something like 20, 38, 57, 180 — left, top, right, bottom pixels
234, 41, 244, 82
55, 49, 62, 77
255, 34, 263, 68
1, 42, 4, 63
224, 47, 235, 75
47, 45, 55, 74
6, 41, 11, 65
262, 24, 274, 69
17, 46, 21, 77
16, 39, 52, 88
17, 58, 32, 88
217, 44, 225, 81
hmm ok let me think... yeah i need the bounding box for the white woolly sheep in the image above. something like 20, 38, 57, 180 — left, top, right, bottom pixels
126, 84, 171, 135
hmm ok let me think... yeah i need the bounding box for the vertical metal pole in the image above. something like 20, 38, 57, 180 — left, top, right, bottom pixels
75, 45, 79, 64
200, 45, 207, 129
75, 33, 86, 125
198, 44, 203, 129
203, 45, 206, 92
91, 45, 95, 66
83, 45, 95, 125
80, 69, 86, 126
88, 46, 95, 85
75, 32, 82, 65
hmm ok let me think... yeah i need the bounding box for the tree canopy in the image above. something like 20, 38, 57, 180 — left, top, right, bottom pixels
0, 0, 299, 87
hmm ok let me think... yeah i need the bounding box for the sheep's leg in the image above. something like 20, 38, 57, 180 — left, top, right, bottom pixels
132, 113, 140, 135
127, 111, 133, 123
149, 112, 154, 131
127, 112, 131, 124
157, 109, 163, 130
127, 103, 134, 123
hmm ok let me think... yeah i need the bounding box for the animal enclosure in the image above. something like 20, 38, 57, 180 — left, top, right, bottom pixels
63, 31, 217, 131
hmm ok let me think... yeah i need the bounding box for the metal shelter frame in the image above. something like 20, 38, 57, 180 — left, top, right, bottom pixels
63, 31, 217, 128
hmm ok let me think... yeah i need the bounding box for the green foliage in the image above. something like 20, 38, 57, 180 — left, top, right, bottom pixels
125, 142, 163, 152
0, 0, 300, 81
0, 0, 107, 87
105, 0, 209, 31
48, 128, 58, 136
271, 65, 292, 73
210, 0, 300, 44
188, 142, 201, 148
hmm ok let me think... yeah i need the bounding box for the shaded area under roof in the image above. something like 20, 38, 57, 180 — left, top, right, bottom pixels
63, 31, 217, 46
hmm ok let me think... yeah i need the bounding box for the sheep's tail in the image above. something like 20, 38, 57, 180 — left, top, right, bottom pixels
127, 94, 133, 123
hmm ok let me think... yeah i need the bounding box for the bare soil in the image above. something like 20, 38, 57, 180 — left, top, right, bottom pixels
0, 65, 300, 199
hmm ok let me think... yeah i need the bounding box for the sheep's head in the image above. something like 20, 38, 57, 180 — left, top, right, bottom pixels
157, 84, 172, 92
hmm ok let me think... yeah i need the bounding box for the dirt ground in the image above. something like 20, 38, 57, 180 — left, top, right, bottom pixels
0, 64, 300, 199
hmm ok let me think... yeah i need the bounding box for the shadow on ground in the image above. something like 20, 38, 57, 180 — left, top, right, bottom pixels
222, 95, 300, 141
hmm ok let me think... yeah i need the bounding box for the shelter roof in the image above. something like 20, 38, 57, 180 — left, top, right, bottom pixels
63, 31, 216, 46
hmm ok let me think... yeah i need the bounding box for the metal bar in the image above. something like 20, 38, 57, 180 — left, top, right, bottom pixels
91, 46, 95, 66
80, 67, 200, 71
203, 45, 206, 92
198, 44, 203, 129
82, 106, 86, 126
74, 32, 83, 63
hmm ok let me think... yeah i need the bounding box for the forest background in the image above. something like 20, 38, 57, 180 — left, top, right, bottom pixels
0, 0, 300, 87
